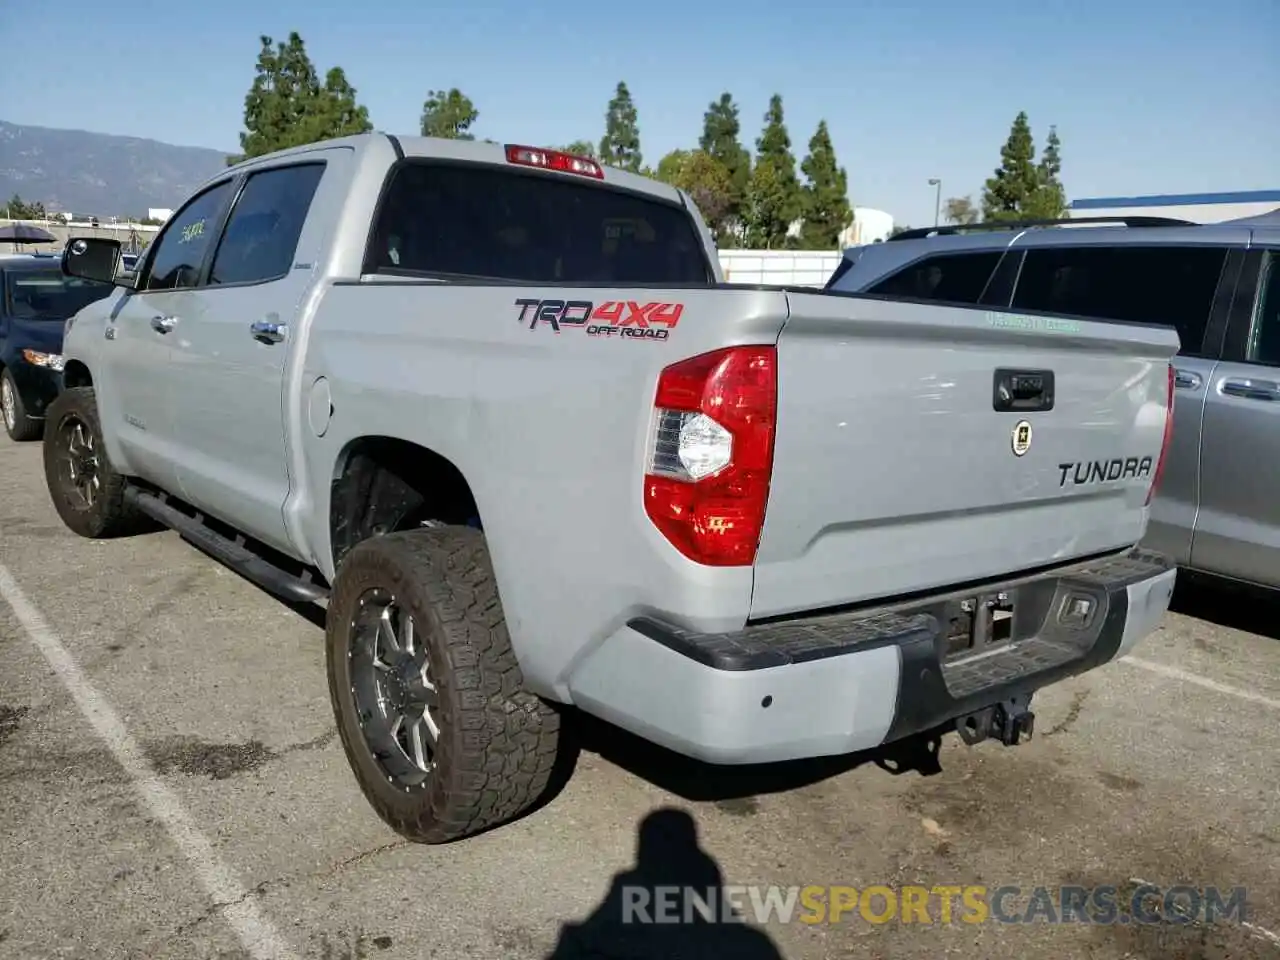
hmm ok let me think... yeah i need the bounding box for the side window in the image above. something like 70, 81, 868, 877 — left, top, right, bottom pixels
867, 251, 1003, 305
1247, 252, 1280, 366
209, 164, 326, 286
141, 180, 235, 292
1011, 245, 1228, 356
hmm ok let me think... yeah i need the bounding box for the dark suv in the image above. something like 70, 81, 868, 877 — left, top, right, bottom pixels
1, 254, 115, 441
825, 212, 1280, 594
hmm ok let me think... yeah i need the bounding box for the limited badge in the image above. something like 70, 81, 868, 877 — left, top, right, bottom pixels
1011, 420, 1033, 457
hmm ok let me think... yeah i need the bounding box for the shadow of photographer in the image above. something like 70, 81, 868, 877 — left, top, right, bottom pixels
546, 807, 785, 960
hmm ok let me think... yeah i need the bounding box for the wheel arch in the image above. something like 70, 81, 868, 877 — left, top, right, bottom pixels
327, 435, 481, 573
61, 359, 94, 390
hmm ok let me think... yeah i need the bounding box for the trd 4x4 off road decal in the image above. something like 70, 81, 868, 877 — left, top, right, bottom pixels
513, 298, 684, 341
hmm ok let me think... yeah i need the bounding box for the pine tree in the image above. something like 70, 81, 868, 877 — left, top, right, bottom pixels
233, 32, 371, 164
744, 95, 802, 248
598, 82, 642, 173
798, 120, 853, 248
699, 93, 752, 240
420, 89, 478, 139
981, 111, 1040, 221
1027, 125, 1066, 219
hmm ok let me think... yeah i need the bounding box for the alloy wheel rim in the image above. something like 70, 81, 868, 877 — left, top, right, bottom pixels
59, 415, 100, 508
1, 378, 13, 431
348, 588, 441, 790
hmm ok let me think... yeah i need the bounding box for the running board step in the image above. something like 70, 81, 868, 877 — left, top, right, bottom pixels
124, 486, 328, 604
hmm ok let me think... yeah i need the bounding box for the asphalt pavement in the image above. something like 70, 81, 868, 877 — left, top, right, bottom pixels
1, 435, 1277, 960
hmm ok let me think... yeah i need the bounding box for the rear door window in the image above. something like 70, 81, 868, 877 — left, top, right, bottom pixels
1011, 245, 1228, 355
866, 251, 1004, 305
1247, 251, 1280, 366
209, 163, 326, 286
365, 161, 712, 284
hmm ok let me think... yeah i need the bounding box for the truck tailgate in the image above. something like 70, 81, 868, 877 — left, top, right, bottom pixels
750, 293, 1178, 619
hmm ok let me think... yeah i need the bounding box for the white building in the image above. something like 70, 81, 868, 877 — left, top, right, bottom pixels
147, 208, 173, 223
840, 207, 894, 246
1068, 190, 1280, 224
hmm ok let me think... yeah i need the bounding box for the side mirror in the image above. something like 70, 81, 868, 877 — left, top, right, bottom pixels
62, 237, 124, 285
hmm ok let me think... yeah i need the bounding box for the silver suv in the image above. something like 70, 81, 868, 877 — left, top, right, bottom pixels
827, 212, 1280, 594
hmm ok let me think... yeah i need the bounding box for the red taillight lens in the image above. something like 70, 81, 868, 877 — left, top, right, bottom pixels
644, 346, 778, 566
504, 144, 604, 179
1146, 362, 1176, 506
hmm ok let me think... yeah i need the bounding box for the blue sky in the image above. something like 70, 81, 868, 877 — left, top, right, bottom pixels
2, 0, 1276, 227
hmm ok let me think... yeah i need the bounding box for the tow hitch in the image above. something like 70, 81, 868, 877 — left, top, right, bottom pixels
956, 694, 1036, 747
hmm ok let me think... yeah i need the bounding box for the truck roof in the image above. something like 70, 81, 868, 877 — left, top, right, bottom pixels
218, 132, 686, 207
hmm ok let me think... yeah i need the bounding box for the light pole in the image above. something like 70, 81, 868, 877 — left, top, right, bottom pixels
928, 178, 942, 227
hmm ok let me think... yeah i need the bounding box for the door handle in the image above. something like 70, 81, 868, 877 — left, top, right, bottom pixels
250, 320, 286, 344
1221, 377, 1280, 401
150, 315, 178, 334
1173, 368, 1202, 390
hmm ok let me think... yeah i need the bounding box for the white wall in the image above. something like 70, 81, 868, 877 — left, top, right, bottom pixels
718, 249, 843, 287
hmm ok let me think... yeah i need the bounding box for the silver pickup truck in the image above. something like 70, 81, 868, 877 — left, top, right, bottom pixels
50, 134, 1178, 843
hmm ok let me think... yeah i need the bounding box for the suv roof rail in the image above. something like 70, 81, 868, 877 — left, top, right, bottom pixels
887, 216, 1198, 242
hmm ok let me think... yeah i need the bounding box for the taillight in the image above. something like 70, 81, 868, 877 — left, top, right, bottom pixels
643, 346, 778, 566
1146, 362, 1176, 506
504, 144, 604, 179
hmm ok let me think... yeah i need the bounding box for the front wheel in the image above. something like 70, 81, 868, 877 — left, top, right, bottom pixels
42, 386, 150, 539
326, 526, 562, 843
1, 368, 42, 442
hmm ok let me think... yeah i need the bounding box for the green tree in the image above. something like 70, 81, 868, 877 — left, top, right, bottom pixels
981, 111, 1043, 221
798, 120, 853, 248
675, 152, 733, 236
1026, 125, 1066, 219
889, 224, 914, 238
944, 196, 979, 225
744, 95, 802, 248
654, 149, 692, 185
556, 140, 597, 158
598, 81, 642, 173
233, 32, 372, 164
5, 195, 46, 219
653, 150, 732, 236
743, 158, 793, 249
699, 93, 752, 240
420, 88, 478, 139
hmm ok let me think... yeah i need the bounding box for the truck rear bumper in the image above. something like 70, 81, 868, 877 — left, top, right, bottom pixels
565, 549, 1175, 764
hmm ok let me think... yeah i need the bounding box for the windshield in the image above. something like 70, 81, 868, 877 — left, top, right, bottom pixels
3, 268, 114, 320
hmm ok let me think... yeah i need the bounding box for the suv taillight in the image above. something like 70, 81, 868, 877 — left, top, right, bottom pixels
643, 346, 777, 566
1146, 363, 1176, 506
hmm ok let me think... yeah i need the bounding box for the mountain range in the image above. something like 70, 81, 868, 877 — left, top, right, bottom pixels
0, 120, 229, 218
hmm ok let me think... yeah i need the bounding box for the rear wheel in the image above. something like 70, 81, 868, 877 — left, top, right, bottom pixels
1, 368, 42, 442
326, 526, 562, 843
42, 386, 149, 538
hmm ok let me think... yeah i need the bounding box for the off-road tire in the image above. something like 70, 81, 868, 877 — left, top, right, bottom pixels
326, 526, 562, 843
43, 386, 150, 539
1, 368, 42, 442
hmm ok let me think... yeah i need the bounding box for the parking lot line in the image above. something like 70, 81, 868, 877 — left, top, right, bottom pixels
1120, 655, 1280, 710
0, 561, 301, 960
